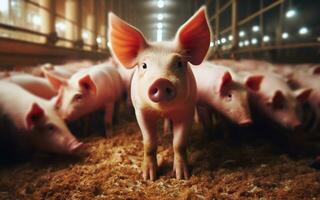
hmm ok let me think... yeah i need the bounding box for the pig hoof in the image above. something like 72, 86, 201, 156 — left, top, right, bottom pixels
173, 158, 190, 180
142, 157, 157, 181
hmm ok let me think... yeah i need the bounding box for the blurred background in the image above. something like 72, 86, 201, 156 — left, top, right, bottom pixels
0, 0, 319, 66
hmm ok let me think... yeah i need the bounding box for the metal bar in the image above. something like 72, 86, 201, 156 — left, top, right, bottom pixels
0, 23, 47, 37
210, 0, 232, 21
222, 42, 320, 54
238, 0, 284, 26
231, 0, 238, 50
220, 26, 231, 35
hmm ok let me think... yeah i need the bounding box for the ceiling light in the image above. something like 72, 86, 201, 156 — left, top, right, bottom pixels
299, 27, 308, 35
286, 9, 296, 18
282, 32, 289, 39
252, 25, 259, 32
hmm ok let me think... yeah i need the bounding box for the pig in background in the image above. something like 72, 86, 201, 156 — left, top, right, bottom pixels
44, 61, 125, 135
192, 62, 253, 138
109, 6, 211, 180
0, 81, 84, 161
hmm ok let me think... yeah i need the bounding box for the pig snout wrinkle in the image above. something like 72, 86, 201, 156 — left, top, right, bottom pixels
148, 78, 176, 103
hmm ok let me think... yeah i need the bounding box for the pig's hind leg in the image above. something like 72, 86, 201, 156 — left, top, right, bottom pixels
104, 103, 114, 136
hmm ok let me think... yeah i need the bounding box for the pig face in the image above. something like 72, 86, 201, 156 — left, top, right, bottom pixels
213, 72, 252, 125
108, 7, 210, 112
25, 102, 83, 154
44, 72, 97, 121
246, 76, 311, 130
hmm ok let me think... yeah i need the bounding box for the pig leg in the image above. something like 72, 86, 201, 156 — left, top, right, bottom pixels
311, 109, 320, 132
171, 113, 193, 179
196, 106, 214, 136
112, 100, 120, 124
135, 110, 158, 181
163, 118, 173, 135
104, 103, 114, 136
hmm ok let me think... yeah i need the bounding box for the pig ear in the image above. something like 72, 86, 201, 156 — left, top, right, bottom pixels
26, 103, 45, 129
44, 70, 67, 90
79, 75, 97, 95
175, 6, 211, 65
312, 66, 320, 75
270, 90, 285, 108
218, 71, 232, 92
108, 12, 148, 68
245, 75, 264, 91
294, 88, 312, 103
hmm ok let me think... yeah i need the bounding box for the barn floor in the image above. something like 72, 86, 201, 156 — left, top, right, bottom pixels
0, 118, 320, 200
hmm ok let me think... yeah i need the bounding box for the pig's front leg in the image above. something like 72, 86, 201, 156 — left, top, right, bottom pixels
135, 110, 158, 181
163, 118, 173, 135
104, 103, 114, 136
172, 113, 193, 179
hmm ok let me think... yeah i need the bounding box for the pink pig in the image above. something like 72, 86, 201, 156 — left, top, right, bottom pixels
6, 74, 57, 100
192, 62, 253, 132
0, 81, 83, 154
108, 7, 211, 180
44, 62, 124, 133
288, 72, 320, 131
244, 72, 311, 130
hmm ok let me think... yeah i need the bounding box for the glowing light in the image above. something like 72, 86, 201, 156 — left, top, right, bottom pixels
210, 42, 214, 47
0, 0, 9, 13
32, 15, 42, 26
251, 38, 258, 45
286, 9, 296, 18
157, 14, 163, 20
299, 27, 308, 35
228, 35, 233, 41
252, 25, 260, 32
107, 41, 111, 48
96, 37, 102, 44
317, 37, 320, 42
263, 35, 270, 42
157, 0, 164, 8
244, 40, 250, 46
82, 31, 89, 39
239, 41, 244, 47
55, 22, 66, 31
157, 23, 163, 29
157, 29, 162, 41
282, 32, 289, 39
221, 37, 226, 44
217, 40, 220, 45
239, 31, 245, 37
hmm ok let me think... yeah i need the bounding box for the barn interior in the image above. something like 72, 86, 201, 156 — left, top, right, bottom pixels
0, 0, 320, 199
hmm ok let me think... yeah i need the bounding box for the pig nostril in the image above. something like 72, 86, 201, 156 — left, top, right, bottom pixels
151, 88, 158, 95
166, 87, 172, 95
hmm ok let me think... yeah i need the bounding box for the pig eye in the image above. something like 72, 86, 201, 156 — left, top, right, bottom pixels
73, 94, 83, 102
177, 60, 183, 68
226, 93, 232, 101
142, 63, 147, 69
46, 124, 56, 132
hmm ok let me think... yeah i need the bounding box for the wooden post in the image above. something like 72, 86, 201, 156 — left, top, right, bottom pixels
231, 0, 238, 58
40, 0, 58, 44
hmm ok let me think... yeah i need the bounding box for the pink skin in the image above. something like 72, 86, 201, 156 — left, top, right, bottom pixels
108, 6, 211, 180
192, 62, 252, 127
44, 63, 124, 133
289, 73, 320, 131
0, 81, 83, 155
6, 74, 57, 100
244, 72, 311, 130
41, 64, 74, 79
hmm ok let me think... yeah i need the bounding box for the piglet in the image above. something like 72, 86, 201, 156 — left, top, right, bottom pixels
0, 81, 83, 155
6, 74, 57, 100
44, 62, 124, 134
244, 72, 311, 130
108, 6, 211, 180
192, 62, 253, 133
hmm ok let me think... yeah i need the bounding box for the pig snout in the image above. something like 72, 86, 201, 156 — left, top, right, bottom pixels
148, 78, 176, 103
239, 119, 253, 126
68, 140, 84, 154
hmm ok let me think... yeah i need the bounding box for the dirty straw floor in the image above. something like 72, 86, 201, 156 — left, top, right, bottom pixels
0, 119, 320, 200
